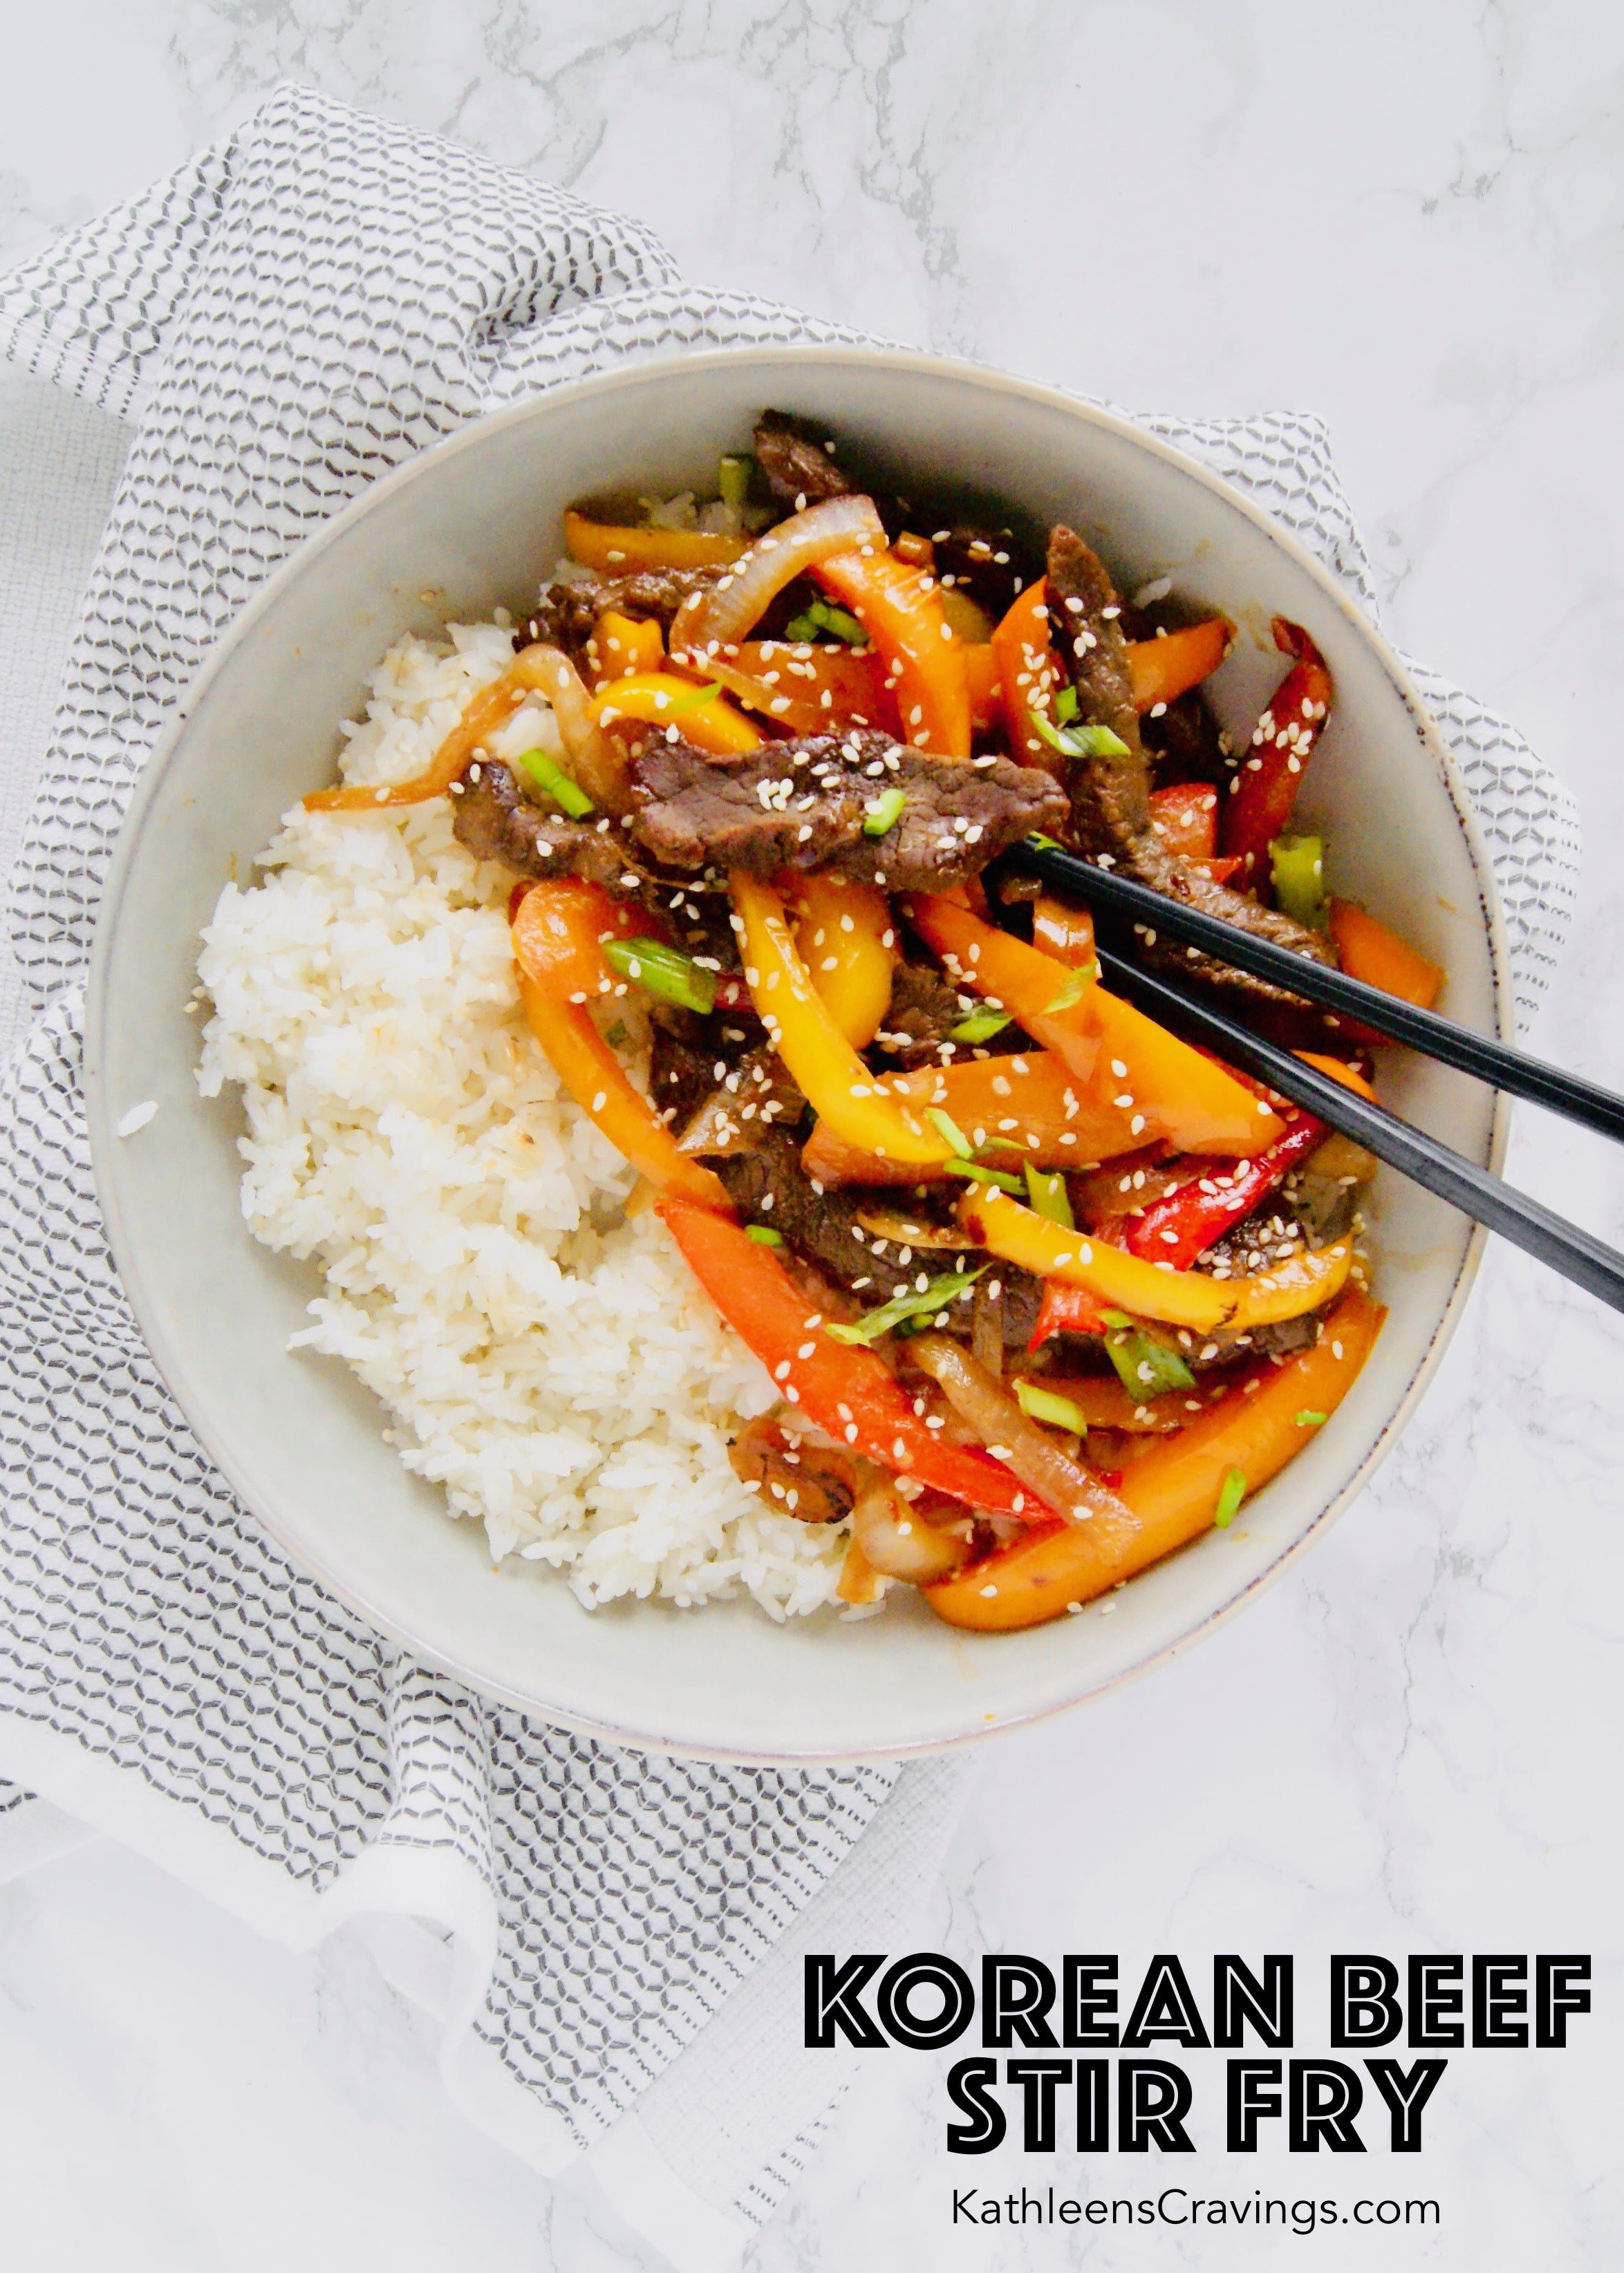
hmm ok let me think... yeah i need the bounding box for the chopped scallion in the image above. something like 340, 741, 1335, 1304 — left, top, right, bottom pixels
948, 1009, 1012, 1044
1014, 1380, 1089, 1434
1053, 684, 1079, 724
1270, 834, 1328, 930
601, 936, 718, 1014
926, 1105, 971, 1156
1023, 1165, 1074, 1227
745, 1223, 783, 1246
1213, 1465, 1247, 1528
662, 679, 728, 716
862, 785, 908, 837
1296, 1409, 1328, 1428
783, 597, 868, 646
944, 1157, 1024, 1193
1029, 709, 1132, 762
718, 453, 754, 509
517, 747, 595, 819
1104, 1325, 1196, 1399
1043, 969, 1091, 1014
826, 1267, 985, 1345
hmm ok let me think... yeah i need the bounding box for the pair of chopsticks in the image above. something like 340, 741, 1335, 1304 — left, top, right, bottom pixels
1005, 839, 1624, 1314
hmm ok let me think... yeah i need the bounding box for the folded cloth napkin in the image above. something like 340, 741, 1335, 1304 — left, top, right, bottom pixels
0, 84, 1580, 2273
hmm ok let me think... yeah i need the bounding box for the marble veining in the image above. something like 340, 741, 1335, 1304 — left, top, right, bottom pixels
1, 2, 1621, 2266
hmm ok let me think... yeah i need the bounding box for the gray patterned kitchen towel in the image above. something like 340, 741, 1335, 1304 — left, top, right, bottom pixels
0, 83, 1579, 2273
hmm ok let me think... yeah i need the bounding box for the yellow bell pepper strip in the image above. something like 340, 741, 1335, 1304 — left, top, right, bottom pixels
787, 874, 896, 1048
588, 607, 664, 684
924, 1288, 1384, 1629
590, 671, 763, 757
1126, 617, 1234, 711
1087, 991, 1288, 1153
655, 1197, 1050, 1520
800, 1049, 1151, 1187
1218, 1237, 1355, 1330
1327, 899, 1445, 1011
563, 508, 747, 572
306, 644, 562, 813
730, 872, 944, 1166
960, 1186, 1237, 1331
512, 884, 729, 1209
812, 548, 971, 759
906, 892, 1102, 1081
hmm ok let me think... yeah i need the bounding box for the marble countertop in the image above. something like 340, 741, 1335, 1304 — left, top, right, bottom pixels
2, 4, 1621, 2266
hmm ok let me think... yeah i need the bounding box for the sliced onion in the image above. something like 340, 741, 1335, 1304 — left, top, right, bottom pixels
851, 1477, 973, 1583
670, 494, 888, 653
908, 1331, 1140, 1541
516, 644, 631, 816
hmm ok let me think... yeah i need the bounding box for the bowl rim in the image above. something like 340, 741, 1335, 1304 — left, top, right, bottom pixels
84, 342, 1513, 1763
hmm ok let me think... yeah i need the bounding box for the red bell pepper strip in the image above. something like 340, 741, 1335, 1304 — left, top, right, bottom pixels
656, 1197, 1052, 1521
1148, 781, 1217, 859
1027, 1281, 1112, 1354
1220, 618, 1334, 888
1119, 1112, 1327, 1270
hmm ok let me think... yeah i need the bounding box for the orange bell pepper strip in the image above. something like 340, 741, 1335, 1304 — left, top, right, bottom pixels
1220, 617, 1334, 886
563, 508, 747, 573
1031, 895, 1096, 967
1327, 901, 1444, 1011
1126, 617, 1234, 711
673, 641, 900, 738
306, 644, 562, 813
786, 874, 896, 1048
730, 873, 944, 1166
924, 1288, 1384, 1628
909, 893, 1285, 1154
655, 1197, 1048, 1521
906, 892, 1102, 1081
591, 671, 763, 757
812, 548, 971, 758
512, 882, 728, 1209
801, 1049, 1155, 1187
588, 608, 664, 684
990, 580, 1058, 763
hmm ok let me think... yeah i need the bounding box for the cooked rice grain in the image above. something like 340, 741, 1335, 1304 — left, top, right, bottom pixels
197, 627, 846, 1616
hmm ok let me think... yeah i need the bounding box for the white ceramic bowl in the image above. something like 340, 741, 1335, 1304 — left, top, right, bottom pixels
86, 348, 1509, 1763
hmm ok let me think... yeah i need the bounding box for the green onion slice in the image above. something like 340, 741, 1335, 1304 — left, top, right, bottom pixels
826, 1267, 985, 1346
662, 679, 728, 717
1014, 1380, 1089, 1434
944, 1157, 1024, 1194
1023, 1165, 1074, 1228
517, 748, 595, 819
1029, 710, 1132, 762
1213, 1465, 1247, 1528
862, 786, 908, 837
718, 453, 754, 509
745, 1223, 783, 1246
925, 1105, 971, 1156
948, 1009, 1011, 1044
1296, 1409, 1328, 1428
601, 936, 717, 1015
1044, 969, 1091, 1014
783, 597, 868, 646
1103, 1326, 1197, 1400
1053, 685, 1079, 724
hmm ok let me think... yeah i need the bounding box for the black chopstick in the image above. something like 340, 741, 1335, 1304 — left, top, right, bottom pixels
1010, 839, 1624, 1145
1094, 945, 1624, 1316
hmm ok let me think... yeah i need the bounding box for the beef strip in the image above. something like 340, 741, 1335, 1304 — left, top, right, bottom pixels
628, 730, 1067, 892
676, 1045, 805, 1159
713, 1126, 889, 1291
1141, 686, 1230, 788
874, 957, 969, 1065
754, 410, 854, 507
932, 528, 1030, 624
451, 758, 645, 892
1044, 525, 1338, 1031
519, 564, 726, 663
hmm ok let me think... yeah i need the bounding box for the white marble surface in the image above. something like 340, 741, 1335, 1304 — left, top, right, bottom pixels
2, 3, 1623, 2265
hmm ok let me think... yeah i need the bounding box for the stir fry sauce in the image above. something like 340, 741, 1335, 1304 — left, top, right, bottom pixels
325, 410, 1435, 1629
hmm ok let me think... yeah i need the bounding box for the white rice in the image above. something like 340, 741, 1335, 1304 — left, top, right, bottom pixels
196, 624, 848, 1617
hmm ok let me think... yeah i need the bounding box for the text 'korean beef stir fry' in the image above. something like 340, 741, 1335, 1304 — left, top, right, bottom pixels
309, 411, 1445, 1630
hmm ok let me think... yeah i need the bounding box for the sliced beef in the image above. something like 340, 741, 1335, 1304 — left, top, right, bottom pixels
713, 1126, 888, 1294
628, 731, 1067, 892
875, 956, 970, 1065
675, 1046, 805, 1159
754, 410, 854, 507
1045, 525, 1338, 1031
519, 564, 726, 663
451, 758, 644, 892
932, 528, 1031, 626
1141, 686, 1229, 789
